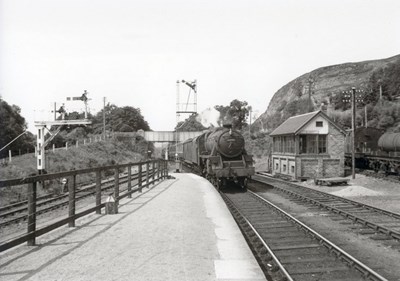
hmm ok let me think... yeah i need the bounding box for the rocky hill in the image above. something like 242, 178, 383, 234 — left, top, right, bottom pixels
254, 54, 400, 132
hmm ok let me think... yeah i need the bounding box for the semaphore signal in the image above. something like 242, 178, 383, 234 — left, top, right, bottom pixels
34, 90, 92, 173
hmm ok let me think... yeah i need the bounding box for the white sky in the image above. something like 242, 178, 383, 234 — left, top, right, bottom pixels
1, 0, 399, 133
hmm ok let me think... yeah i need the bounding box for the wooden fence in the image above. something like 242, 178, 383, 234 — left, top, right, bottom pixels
0, 159, 169, 252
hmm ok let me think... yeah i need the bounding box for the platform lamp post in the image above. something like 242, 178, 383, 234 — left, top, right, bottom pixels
342, 87, 364, 179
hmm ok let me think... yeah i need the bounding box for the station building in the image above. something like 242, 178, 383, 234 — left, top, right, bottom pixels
270, 110, 346, 180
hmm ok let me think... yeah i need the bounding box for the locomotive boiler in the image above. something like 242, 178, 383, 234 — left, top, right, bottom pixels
182, 125, 254, 189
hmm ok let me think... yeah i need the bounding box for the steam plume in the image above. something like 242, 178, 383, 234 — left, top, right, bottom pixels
196, 107, 220, 128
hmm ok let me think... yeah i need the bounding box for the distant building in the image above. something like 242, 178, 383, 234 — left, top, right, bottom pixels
270, 110, 346, 180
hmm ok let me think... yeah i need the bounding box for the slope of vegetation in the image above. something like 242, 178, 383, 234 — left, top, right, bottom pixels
255, 54, 400, 133
0, 136, 150, 205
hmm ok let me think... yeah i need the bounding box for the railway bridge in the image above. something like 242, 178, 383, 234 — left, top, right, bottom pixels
115, 130, 204, 143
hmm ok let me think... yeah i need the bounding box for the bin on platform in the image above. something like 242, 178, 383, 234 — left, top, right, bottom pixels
105, 195, 118, 214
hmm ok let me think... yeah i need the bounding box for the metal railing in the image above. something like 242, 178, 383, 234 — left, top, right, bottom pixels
0, 159, 169, 252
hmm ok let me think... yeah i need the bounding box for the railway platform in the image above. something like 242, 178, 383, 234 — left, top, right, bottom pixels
0, 173, 266, 281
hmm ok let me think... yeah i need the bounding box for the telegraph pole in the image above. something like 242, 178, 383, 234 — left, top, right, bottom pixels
308, 77, 314, 112
249, 108, 252, 134
103, 97, 106, 140
175, 80, 180, 169
351, 88, 356, 179
342, 87, 364, 179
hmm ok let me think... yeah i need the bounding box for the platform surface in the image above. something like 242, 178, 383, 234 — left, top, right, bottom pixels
0, 173, 266, 281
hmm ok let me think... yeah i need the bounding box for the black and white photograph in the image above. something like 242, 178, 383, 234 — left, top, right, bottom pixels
1, 0, 400, 280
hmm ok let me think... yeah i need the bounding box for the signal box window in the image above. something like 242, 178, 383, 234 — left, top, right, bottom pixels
318, 135, 327, 153
316, 121, 323, 127
299, 134, 327, 154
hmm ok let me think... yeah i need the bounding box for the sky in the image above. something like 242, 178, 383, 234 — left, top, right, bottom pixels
1, 0, 399, 133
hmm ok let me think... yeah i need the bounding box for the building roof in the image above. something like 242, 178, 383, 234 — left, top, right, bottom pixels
270, 110, 344, 136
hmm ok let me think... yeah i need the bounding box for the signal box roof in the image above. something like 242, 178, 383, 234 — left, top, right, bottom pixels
269, 110, 344, 136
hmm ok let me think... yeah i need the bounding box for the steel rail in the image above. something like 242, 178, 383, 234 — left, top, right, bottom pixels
0, 171, 156, 228
0, 169, 151, 218
220, 192, 293, 281
0, 175, 128, 217
248, 190, 389, 281
0, 193, 54, 214
253, 174, 400, 240
256, 173, 400, 219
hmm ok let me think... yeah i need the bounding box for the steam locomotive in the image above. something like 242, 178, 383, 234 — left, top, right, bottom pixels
165, 125, 255, 189
345, 127, 400, 174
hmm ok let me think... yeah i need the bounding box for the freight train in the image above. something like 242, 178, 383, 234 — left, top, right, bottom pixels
164, 125, 255, 189
345, 127, 400, 174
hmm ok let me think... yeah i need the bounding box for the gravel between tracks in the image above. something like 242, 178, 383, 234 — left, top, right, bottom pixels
252, 173, 400, 280
299, 174, 400, 214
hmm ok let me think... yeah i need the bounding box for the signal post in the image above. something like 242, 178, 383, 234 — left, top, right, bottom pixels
35, 91, 92, 173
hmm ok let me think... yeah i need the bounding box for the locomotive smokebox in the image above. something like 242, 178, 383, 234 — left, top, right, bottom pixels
205, 127, 245, 158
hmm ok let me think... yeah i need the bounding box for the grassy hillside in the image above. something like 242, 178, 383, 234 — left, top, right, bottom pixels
255, 54, 400, 132
0, 137, 150, 205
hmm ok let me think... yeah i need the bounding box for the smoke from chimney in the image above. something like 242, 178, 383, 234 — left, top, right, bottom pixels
196, 107, 220, 128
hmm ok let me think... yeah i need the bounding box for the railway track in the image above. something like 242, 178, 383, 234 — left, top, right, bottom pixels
253, 173, 400, 243
0, 171, 154, 227
357, 169, 400, 184
221, 188, 387, 281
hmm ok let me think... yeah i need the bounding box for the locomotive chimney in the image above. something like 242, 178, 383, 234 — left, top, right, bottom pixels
223, 123, 233, 135
223, 123, 232, 129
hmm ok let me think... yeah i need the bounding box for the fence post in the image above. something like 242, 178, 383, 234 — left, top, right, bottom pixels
138, 164, 143, 193
146, 161, 149, 188
127, 166, 132, 198
65, 142, 68, 151
157, 160, 160, 181
9, 150, 12, 163
27, 181, 37, 246
152, 161, 155, 184
68, 174, 76, 227
52, 144, 55, 152
114, 168, 119, 204
96, 170, 101, 214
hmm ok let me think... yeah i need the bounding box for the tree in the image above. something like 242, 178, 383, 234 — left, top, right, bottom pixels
50, 104, 152, 148
367, 63, 400, 104
92, 104, 150, 133
215, 99, 251, 130
175, 113, 206, 131
60, 104, 151, 135
0, 99, 35, 157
